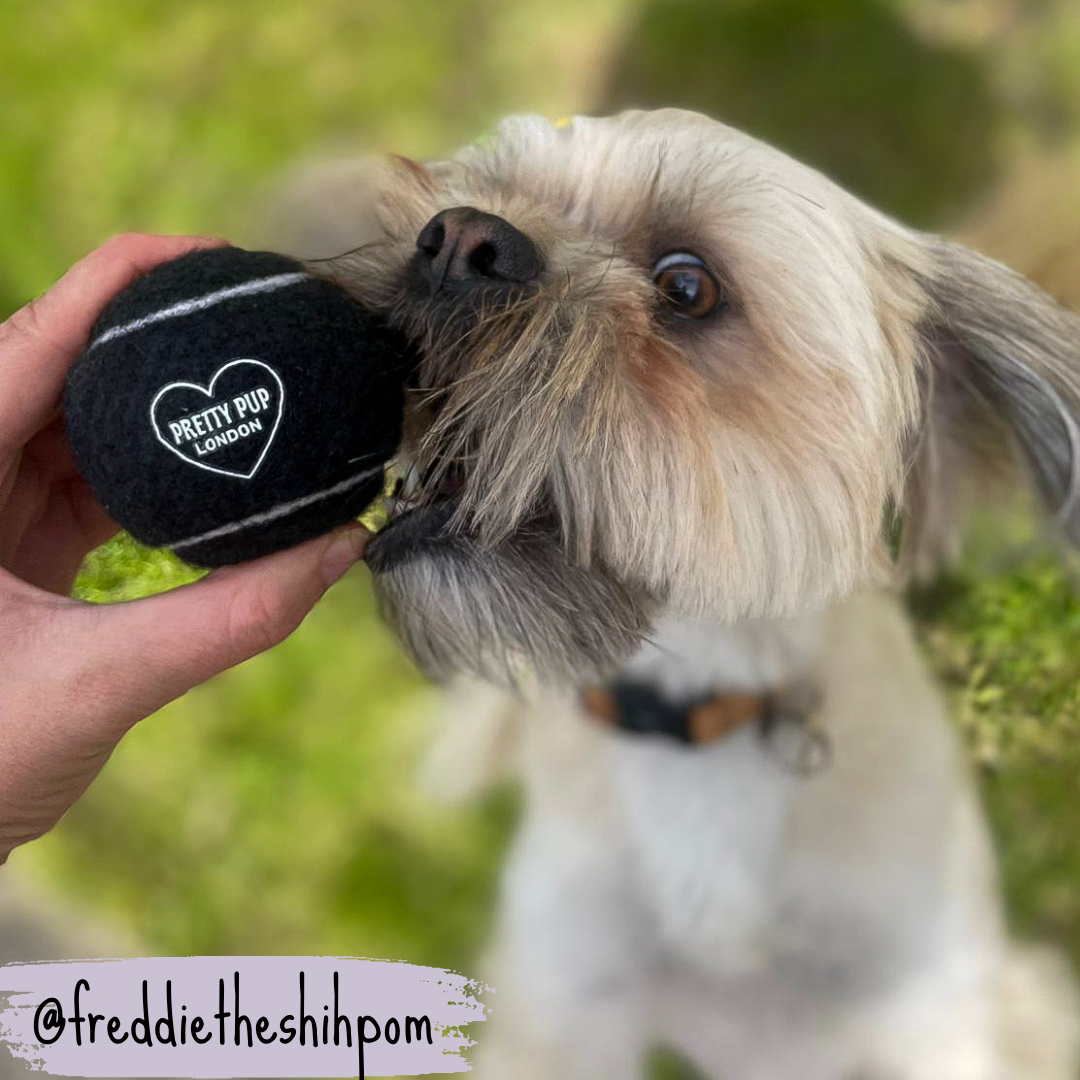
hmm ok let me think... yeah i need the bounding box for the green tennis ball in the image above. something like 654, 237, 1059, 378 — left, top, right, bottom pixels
64, 247, 411, 568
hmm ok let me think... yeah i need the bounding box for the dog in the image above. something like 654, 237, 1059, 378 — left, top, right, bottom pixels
276, 109, 1080, 1079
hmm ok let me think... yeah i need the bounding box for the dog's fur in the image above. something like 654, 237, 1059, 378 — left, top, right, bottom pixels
278, 109, 1080, 1079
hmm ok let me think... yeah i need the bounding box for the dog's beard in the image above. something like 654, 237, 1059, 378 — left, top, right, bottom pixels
366, 502, 651, 683
360, 272, 658, 683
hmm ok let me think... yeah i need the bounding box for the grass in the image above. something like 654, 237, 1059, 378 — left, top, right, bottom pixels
912, 548, 1080, 963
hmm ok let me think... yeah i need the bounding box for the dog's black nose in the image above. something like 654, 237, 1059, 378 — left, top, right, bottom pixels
415, 206, 542, 291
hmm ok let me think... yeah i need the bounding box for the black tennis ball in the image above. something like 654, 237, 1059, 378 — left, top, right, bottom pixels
64, 247, 411, 568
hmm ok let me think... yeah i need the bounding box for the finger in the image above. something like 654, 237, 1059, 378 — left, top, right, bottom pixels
60, 523, 369, 732
65, 476, 120, 552
0, 233, 226, 449
23, 416, 81, 478
0, 417, 118, 590
6, 476, 118, 594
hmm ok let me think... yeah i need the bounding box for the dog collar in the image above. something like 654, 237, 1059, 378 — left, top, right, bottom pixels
581, 680, 829, 771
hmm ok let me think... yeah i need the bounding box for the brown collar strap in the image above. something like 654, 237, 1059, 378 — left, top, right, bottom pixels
581, 680, 827, 769
582, 682, 772, 745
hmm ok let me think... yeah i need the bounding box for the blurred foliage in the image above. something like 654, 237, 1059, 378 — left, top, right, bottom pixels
0, 0, 627, 313
5, 4, 1080, 1079
899, 0, 1080, 148
912, 549, 1080, 962
605, 0, 1002, 224
649, 1047, 709, 1080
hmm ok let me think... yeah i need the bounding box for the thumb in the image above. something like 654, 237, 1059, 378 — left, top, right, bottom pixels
68, 523, 369, 730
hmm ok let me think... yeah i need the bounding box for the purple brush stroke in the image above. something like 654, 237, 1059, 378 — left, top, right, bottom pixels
0, 956, 492, 1077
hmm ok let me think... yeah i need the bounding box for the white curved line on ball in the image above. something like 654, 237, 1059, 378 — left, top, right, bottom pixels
90, 272, 309, 348
166, 462, 385, 552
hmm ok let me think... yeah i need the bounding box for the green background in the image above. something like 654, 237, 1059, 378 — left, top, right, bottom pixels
4, 2, 1080, 1076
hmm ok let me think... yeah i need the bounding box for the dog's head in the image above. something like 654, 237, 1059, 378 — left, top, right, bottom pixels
322, 109, 1080, 682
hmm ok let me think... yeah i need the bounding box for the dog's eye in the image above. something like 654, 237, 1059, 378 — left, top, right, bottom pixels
652, 252, 722, 319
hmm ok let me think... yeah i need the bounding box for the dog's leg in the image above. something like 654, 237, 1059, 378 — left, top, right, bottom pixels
469, 809, 654, 1080
857, 943, 1080, 1080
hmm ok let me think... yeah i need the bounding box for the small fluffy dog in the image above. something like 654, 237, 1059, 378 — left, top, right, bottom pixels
280, 109, 1080, 1079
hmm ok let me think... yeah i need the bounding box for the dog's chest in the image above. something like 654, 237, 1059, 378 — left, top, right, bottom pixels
522, 613, 827, 966
518, 597, 969, 980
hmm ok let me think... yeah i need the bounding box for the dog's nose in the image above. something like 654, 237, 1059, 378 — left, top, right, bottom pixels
415, 206, 543, 291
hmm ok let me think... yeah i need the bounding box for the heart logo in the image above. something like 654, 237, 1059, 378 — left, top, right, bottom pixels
149, 358, 285, 480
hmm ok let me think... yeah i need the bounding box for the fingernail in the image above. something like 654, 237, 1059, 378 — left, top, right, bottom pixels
321, 523, 369, 586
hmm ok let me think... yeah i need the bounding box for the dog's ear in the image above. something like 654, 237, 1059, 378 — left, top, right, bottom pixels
905, 239, 1080, 572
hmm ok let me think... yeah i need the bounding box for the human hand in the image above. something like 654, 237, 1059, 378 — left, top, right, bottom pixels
0, 234, 368, 861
